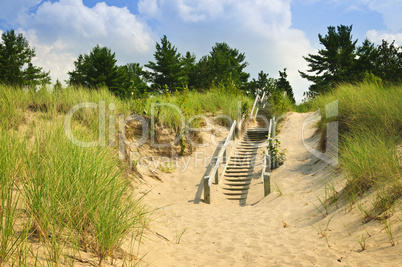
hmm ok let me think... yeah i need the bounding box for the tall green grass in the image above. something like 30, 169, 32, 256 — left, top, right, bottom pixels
314, 82, 402, 217
0, 85, 146, 265
0, 129, 23, 265
131, 85, 253, 130
0, 83, 250, 265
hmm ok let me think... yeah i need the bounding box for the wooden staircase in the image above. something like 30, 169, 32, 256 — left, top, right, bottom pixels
221, 108, 270, 203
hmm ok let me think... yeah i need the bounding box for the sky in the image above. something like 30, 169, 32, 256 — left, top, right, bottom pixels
0, 0, 401, 103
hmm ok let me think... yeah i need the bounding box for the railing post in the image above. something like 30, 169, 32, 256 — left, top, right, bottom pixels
204, 176, 211, 204
263, 173, 271, 196
214, 166, 219, 184
264, 154, 271, 196
271, 117, 276, 169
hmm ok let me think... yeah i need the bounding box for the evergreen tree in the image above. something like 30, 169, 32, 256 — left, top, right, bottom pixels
120, 63, 149, 98
355, 38, 378, 80
0, 29, 50, 87
276, 68, 295, 104
197, 42, 249, 90
246, 70, 275, 96
182, 51, 197, 89
374, 40, 402, 83
68, 44, 124, 96
299, 25, 357, 97
145, 35, 185, 92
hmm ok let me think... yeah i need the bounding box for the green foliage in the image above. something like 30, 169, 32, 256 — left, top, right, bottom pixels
131, 83, 253, 131
145, 35, 186, 93
268, 86, 294, 117
374, 40, 402, 83
300, 25, 357, 97
314, 82, 402, 208
195, 42, 249, 90
268, 138, 286, 165
120, 63, 149, 98
276, 68, 295, 104
68, 44, 125, 96
0, 29, 50, 87
246, 70, 276, 96
300, 24, 402, 98
0, 84, 146, 265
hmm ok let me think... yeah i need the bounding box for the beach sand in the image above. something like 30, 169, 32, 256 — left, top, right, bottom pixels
135, 112, 402, 266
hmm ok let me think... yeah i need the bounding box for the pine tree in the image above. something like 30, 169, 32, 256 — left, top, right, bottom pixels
68, 44, 124, 95
276, 68, 295, 104
0, 29, 50, 87
299, 25, 357, 97
145, 35, 185, 92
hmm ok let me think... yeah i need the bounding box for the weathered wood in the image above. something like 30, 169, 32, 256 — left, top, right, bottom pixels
263, 172, 271, 196
214, 165, 219, 184
203, 176, 211, 204
250, 95, 259, 119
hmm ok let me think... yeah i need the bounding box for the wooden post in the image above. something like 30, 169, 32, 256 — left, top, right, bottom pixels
264, 154, 271, 196
269, 138, 274, 169
204, 176, 210, 204
214, 167, 219, 184
263, 172, 271, 196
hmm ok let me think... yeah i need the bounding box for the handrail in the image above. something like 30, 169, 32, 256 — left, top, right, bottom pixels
207, 120, 236, 186
203, 120, 237, 203
261, 118, 273, 182
262, 116, 276, 196
250, 95, 259, 119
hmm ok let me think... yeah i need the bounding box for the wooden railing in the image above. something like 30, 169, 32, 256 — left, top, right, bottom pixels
250, 91, 268, 120
261, 116, 276, 196
203, 120, 237, 204
203, 91, 269, 204
250, 95, 260, 120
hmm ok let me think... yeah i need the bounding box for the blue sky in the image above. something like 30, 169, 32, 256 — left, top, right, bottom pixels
0, 0, 401, 102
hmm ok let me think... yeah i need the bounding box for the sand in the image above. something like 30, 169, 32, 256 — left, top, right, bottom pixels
135, 112, 402, 266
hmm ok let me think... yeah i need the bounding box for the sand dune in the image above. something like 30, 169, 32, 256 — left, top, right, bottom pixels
136, 112, 401, 266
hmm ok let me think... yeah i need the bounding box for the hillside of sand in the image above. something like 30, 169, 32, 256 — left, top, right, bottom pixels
134, 111, 402, 266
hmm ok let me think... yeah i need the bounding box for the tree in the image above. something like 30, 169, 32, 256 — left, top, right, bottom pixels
68, 44, 124, 95
0, 29, 50, 87
119, 63, 149, 98
182, 51, 197, 89
276, 68, 295, 104
197, 42, 249, 90
245, 70, 276, 96
374, 40, 402, 83
355, 38, 378, 79
145, 35, 185, 92
299, 25, 357, 97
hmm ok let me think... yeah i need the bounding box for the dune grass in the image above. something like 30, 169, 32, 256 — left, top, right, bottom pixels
0, 85, 146, 265
313, 82, 402, 218
0, 83, 252, 265
130, 85, 253, 130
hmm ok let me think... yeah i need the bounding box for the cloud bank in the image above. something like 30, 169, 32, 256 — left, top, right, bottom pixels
2, 0, 401, 102
1, 0, 156, 84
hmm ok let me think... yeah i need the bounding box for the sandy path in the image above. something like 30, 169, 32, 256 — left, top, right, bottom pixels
136, 112, 402, 266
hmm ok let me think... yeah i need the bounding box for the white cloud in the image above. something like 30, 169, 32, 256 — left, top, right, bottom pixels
3, 0, 313, 101
138, 0, 162, 19
15, 0, 156, 84
137, 0, 312, 102
364, 0, 402, 32
366, 29, 402, 45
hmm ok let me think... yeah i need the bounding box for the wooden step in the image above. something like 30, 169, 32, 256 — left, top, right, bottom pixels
224, 173, 252, 178
222, 185, 250, 190
225, 169, 251, 175
224, 181, 251, 186
223, 190, 249, 195
225, 177, 252, 182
